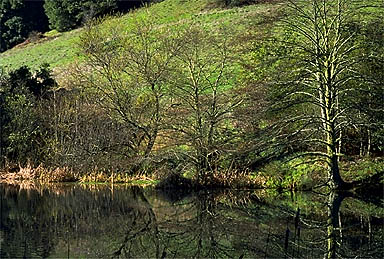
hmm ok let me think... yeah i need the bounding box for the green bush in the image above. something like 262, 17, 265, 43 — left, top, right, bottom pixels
0, 0, 49, 52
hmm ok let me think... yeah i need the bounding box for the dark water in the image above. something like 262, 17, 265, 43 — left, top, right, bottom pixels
0, 183, 383, 258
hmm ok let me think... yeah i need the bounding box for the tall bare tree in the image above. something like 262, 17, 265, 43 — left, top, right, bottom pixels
274, 0, 364, 189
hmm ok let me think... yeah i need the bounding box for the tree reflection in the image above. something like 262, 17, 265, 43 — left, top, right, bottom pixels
111, 186, 163, 258
0, 184, 382, 258
110, 189, 246, 258
276, 190, 383, 259
323, 190, 383, 259
325, 191, 345, 259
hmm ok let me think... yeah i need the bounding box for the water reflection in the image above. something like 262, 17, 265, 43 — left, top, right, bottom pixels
323, 190, 384, 259
0, 184, 382, 258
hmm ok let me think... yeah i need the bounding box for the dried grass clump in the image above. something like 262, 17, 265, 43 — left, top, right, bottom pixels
79, 171, 110, 183
199, 169, 265, 189
37, 166, 78, 183
0, 163, 80, 184
0, 163, 36, 184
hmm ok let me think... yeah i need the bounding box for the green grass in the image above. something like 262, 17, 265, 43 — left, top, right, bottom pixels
43, 29, 61, 37
0, 28, 82, 71
0, 0, 284, 72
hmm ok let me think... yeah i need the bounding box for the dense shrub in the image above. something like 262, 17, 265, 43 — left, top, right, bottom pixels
0, 64, 55, 165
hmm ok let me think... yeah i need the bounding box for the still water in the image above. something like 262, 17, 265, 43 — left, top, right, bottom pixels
0, 183, 383, 258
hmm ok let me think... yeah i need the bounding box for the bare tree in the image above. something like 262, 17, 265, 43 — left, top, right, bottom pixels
75, 11, 181, 173
165, 24, 242, 182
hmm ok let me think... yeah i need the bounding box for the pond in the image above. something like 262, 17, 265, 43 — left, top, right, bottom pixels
0, 183, 383, 258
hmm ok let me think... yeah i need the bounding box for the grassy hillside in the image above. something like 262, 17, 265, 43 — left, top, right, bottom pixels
0, 29, 81, 71
0, 0, 281, 72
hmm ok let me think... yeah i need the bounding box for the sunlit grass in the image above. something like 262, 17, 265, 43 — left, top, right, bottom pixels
0, 28, 81, 71
0, 163, 158, 186
0, 0, 285, 72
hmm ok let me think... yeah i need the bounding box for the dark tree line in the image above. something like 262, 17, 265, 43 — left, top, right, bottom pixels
0, 0, 150, 52
0, 0, 48, 52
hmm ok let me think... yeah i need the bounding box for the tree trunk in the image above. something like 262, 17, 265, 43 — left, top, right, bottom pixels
328, 152, 346, 190
326, 119, 346, 190
0, 95, 4, 168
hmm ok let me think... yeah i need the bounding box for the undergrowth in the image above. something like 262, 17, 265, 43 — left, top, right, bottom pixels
340, 157, 384, 182
257, 157, 325, 190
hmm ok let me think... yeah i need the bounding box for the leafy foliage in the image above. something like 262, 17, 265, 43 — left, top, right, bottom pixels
0, 0, 382, 188
260, 157, 324, 190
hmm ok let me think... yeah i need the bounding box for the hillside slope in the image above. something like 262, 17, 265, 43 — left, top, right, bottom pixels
0, 0, 284, 80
